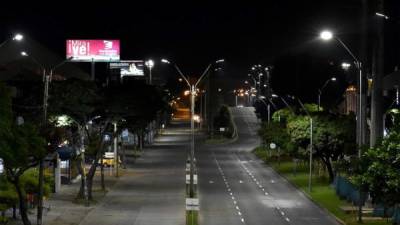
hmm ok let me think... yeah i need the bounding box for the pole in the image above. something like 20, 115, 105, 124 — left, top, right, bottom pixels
91, 59, 95, 81
190, 85, 195, 197
114, 122, 119, 177
235, 95, 238, 107
267, 103, 271, 124
318, 92, 321, 111
308, 118, 313, 193
37, 69, 48, 225
357, 63, 363, 222
149, 67, 152, 85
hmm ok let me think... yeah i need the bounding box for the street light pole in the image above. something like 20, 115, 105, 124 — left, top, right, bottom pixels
145, 59, 154, 85
21, 52, 74, 225
320, 30, 365, 222
161, 59, 223, 197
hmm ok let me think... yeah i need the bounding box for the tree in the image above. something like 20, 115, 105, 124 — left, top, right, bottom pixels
287, 112, 355, 182
355, 130, 400, 214
0, 82, 47, 225
258, 121, 295, 156
48, 79, 101, 200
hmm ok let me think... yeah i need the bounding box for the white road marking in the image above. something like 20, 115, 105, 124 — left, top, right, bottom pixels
239, 180, 243, 183
209, 180, 214, 184
285, 217, 290, 222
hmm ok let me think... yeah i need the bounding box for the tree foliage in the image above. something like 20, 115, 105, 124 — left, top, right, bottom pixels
355, 130, 400, 208
0, 82, 47, 225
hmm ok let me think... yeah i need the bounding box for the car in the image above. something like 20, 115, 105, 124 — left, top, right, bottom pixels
98, 152, 121, 167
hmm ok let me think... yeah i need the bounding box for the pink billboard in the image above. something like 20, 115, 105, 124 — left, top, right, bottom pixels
66, 40, 120, 62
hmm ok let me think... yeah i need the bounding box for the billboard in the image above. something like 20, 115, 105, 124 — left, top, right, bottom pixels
66, 40, 120, 62
109, 60, 144, 76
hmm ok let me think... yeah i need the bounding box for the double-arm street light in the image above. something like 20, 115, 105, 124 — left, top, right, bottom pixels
318, 77, 336, 111
162, 58, 224, 198
21, 51, 74, 225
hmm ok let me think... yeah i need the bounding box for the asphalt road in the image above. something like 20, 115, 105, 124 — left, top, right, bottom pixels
79, 121, 189, 225
197, 107, 340, 225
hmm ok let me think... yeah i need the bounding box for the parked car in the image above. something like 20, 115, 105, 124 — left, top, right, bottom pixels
98, 152, 121, 167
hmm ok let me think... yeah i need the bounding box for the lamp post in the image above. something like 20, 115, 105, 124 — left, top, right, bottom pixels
320, 30, 364, 154
162, 58, 224, 197
320, 30, 365, 222
21, 52, 74, 225
145, 59, 154, 85
318, 77, 336, 111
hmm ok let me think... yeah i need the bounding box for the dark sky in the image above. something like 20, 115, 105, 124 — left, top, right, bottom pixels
1, 0, 399, 103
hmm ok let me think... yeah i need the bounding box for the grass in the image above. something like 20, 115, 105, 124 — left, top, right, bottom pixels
186, 211, 198, 225
253, 147, 392, 225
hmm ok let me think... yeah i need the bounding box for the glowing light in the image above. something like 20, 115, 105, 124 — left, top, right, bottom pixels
320, 30, 333, 40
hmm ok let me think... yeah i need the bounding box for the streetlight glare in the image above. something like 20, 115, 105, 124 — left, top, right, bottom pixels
341, 62, 351, 70
375, 12, 389, 20
21, 51, 28, 56
13, 33, 24, 41
215, 59, 225, 63
161, 59, 170, 64
145, 59, 154, 68
331, 77, 337, 81
320, 30, 333, 40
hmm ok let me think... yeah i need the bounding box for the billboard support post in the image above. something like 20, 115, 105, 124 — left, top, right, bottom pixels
91, 59, 95, 81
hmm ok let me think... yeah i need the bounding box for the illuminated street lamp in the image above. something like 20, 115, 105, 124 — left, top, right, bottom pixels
0, 33, 24, 49
320, 29, 364, 222
319, 30, 364, 152
145, 59, 154, 84
318, 77, 337, 111
375, 12, 389, 20
341, 62, 351, 71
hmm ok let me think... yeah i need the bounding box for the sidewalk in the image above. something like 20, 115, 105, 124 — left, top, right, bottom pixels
8, 122, 188, 225
8, 166, 122, 225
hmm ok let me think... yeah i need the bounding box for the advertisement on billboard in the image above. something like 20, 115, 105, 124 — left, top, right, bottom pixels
109, 60, 145, 76
66, 40, 120, 62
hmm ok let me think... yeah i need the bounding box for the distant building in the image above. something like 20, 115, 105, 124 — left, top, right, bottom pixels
338, 85, 357, 115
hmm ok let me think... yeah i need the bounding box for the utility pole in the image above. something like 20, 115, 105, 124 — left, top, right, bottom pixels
370, 0, 384, 147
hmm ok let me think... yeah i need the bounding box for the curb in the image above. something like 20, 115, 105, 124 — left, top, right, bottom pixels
261, 158, 346, 225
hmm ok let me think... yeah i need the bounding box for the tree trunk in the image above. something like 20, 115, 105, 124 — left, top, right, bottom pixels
76, 158, 85, 199
86, 161, 98, 200
100, 155, 105, 191
321, 157, 335, 182
122, 145, 127, 169
13, 180, 31, 225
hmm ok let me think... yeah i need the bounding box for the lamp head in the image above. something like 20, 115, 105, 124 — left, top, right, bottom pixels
13, 33, 23, 41
320, 30, 333, 41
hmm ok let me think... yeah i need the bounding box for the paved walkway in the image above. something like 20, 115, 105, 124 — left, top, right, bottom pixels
8, 121, 188, 225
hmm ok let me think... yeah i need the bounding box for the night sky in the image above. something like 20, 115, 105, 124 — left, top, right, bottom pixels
1, 1, 399, 103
